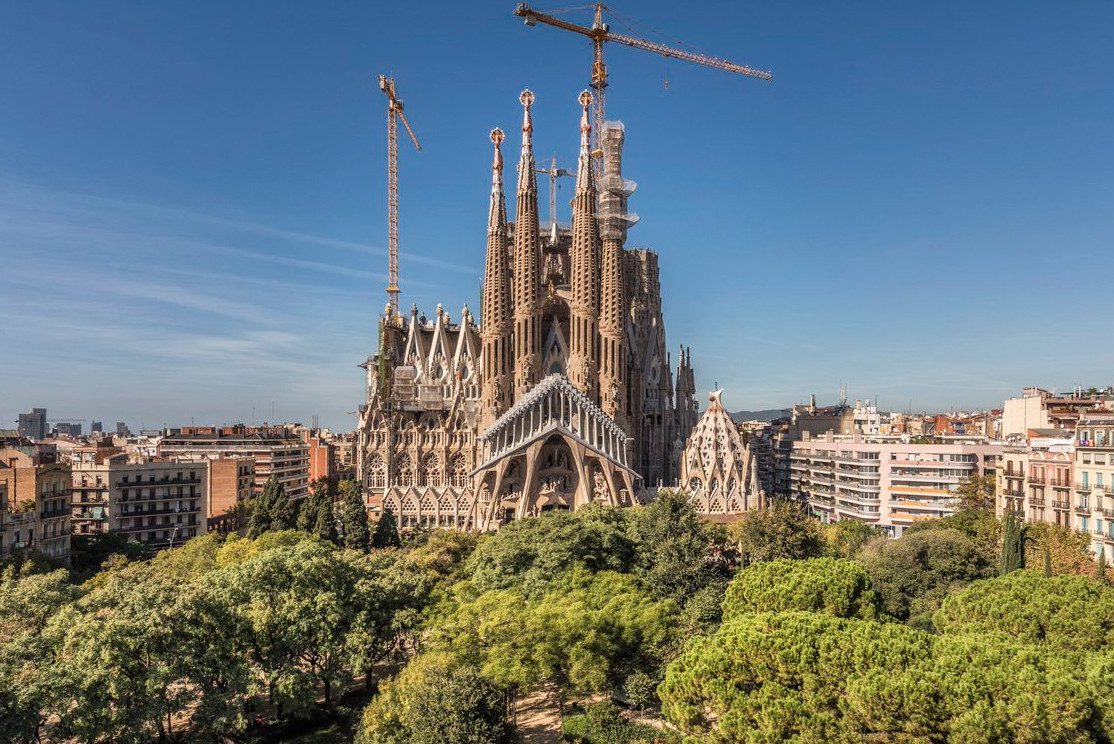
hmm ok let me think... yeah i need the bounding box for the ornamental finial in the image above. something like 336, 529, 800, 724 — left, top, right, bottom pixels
490, 127, 505, 171
578, 90, 592, 135
520, 89, 535, 140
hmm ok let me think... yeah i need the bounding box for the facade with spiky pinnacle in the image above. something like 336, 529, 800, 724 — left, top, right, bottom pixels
356, 89, 699, 530
680, 389, 763, 517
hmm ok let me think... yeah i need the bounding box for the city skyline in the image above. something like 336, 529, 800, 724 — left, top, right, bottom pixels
3, 1, 1113, 431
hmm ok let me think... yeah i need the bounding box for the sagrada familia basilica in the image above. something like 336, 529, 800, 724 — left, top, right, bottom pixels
357, 89, 761, 530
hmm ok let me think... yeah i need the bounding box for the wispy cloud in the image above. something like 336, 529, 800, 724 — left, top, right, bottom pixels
0, 175, 388, 427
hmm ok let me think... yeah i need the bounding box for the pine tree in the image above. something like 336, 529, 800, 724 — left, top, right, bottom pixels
372, 508, 401, 549
340, 481, 370, 553
269, 482, 296, 531
247, 477, 279, 538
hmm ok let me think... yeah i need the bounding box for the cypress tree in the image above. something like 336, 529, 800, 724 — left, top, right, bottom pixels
298, 481, 327, 532
372, 508, 401, 549
269, 481, 296, 531
314, 493, 338, 544
247, 476, 279, 538
1098, 546, 1108, 584
1043, 541, 1053, 577
340, 481, 370, 552
1000, 512, 1026, 576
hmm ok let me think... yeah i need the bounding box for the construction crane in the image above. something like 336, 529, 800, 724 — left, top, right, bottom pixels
536, 154, 572, 227
513, 3, 771, 159
378, 75, 422, 317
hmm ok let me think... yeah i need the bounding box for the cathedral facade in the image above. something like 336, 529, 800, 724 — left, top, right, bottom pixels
357, 89, 699, 530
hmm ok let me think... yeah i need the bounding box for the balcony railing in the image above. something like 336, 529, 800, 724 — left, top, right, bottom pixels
1029, 496, 1046, 506
121, 506, 199, 516
1076, 503, 1091, 514
1051, 500, 1069, 510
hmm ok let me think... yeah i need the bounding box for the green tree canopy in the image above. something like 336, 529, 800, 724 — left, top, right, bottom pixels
372, 508, 402, 549
0, 567, 82, 744
432, 570, 678, 695
823, 519, 883, 559
628, 489, 728, 603
660, 611, 1107, 744
722, 558, 881, 621
934, 570, 1114, 652
465, 507, 636, 596
859, 527, 991, 622
340, 481, 371, 553
728, 500, 825, 565
246, 476, 279, 538
356, 653, 509, 744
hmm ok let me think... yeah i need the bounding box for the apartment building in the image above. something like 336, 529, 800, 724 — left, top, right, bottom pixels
0, 444, 71, 562
71, 453, 208, 549
1075, 413, 1114, 557
996, 414, 1114, 560
159, 426, 310, 500
206, 457, 255, 532
791, 433, 1000, 536
1002, 387, 1110, 439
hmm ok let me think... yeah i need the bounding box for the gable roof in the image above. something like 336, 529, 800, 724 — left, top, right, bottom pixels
474, 374, 635, 476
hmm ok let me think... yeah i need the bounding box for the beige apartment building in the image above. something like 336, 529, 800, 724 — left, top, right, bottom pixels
71, 454, 208, 549
0, 445, 72, 562
792, 433, 1000, 536
159, 426, 310, 500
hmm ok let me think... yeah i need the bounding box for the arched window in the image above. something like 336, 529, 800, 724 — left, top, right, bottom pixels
396, 453, 414, 487
419, 453, 443, 487
449, 453, 469, 488
367, 453, 386, 489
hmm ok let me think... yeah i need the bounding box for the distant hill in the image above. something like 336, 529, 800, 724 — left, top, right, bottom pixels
730, 408, 791, 423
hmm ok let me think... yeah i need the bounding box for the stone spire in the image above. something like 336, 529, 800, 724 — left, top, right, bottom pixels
481, 128, 512, 429
513, 89, 541, 400
598, 121, 634, 429
568, 90, 601, 401
675, 345, 698, 442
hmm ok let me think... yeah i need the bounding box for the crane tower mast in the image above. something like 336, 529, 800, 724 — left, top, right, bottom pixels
378, 75, 421, 316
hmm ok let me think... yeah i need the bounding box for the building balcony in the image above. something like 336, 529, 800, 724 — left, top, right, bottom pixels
1075, 503, 1091, 514
120, 506, 199, 516
118, 476, 202, 488
1100, 507, 1114, 518
1051, 500, 1069, 510
1029, 496, 1046, 506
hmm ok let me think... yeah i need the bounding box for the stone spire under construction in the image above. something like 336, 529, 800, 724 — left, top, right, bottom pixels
598, 121, 635, 430
568, 90, 601, 400
481, 127, 512, 428
513, 90, 541, 399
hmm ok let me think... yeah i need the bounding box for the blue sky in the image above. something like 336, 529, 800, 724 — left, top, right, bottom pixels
2, 1, 1112, 431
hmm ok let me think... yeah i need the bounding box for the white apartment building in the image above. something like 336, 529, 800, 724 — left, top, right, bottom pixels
791, 433, 1000, 536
